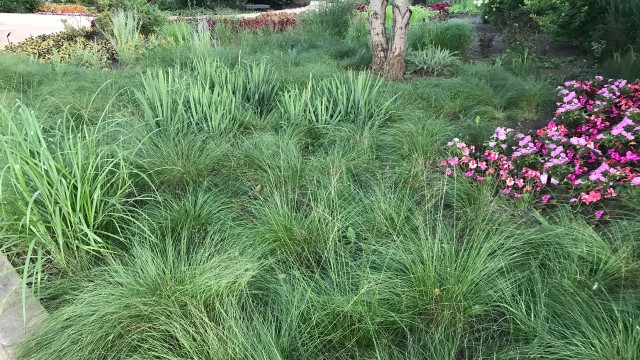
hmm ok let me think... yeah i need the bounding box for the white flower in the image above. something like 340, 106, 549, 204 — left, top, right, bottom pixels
473, 0, 484, 6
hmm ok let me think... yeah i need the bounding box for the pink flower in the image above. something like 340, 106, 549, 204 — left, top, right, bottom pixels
506, 177, 515, 186
441, 77, 640, 214
581, 191, 602, 205
465, 171, 474, 177
540, 173, 548, 184
445, 168, 452, 176
563, 91, 576, 102
594, 210, 604, 219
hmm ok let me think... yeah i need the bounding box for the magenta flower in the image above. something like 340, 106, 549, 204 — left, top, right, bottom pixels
440, 77, 640, 216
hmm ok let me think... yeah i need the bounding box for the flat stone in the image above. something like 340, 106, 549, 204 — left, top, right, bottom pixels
0, 255, 47, 356
0, 346, 10, 360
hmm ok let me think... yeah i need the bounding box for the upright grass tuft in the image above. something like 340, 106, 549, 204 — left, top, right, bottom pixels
136, 64, 242, 134
0, 103, 146, 291
97, 9, 142, 65
277, 71, 394, 129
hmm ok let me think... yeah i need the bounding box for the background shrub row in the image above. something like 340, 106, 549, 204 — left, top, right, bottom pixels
481, 0, 640, 57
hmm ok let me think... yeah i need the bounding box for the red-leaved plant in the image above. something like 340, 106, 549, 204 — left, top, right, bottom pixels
175, 13, 297, 33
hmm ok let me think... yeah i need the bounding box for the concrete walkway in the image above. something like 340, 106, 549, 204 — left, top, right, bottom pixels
0, 255, 47, 358
0, 2, 321, 48
0, 13, 93, 48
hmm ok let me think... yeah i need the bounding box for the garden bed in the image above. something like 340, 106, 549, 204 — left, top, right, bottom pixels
1, 2, 639, 359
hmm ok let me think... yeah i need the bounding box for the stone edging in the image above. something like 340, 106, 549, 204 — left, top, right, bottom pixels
0, 255, 47, 359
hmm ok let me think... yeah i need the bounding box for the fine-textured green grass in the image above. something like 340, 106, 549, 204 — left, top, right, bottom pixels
1, 7, 638, 360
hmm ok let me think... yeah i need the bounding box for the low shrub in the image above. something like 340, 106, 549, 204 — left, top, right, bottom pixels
249, 0, 310, 10
442, 77, 640, 218
425, 1, 452, 20
354, 3, 432, 23
407, 46, 461, 76
602, 50, 640, 82
0, 0, 41, 13
480, 0, 640, 56
35, 3, 92, 14
177, 12, 297, 32
154, 0, 222, 11
478, 0, 533, 29
4, 30, 116, 63
96, 0, 146, 12
526, 0, 640, 56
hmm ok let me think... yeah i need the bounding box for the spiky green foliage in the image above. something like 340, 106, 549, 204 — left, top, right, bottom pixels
407, 46, 462, 76
0, 103, 147, 288
277, 71, 394, 129
0, 13, 637, 360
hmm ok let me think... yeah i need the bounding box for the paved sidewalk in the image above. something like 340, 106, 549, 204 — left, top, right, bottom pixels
0, 2, 321, 48
0, 13, 93, 48
0, 255, 47, 358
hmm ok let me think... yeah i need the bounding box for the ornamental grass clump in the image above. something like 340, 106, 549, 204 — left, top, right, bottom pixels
0, 103, 146, 288
98, 9, 142, 65
442, 77, 640, 218
407, 46, 461, 76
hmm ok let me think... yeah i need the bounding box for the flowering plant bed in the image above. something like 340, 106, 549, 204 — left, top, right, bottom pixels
442, 77, 640, 217
34, 3, 95, 15
175, 12, 297, 32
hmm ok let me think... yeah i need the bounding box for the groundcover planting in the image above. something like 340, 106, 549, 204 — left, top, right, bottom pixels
0, 2, 639, 359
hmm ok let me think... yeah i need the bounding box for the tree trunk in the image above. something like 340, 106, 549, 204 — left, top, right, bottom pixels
368, 0, 388, 76
383, 0, 411, 80
369, 0, 411, 80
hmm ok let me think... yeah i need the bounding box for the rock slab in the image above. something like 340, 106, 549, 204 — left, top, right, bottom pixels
0, 255, 47, 357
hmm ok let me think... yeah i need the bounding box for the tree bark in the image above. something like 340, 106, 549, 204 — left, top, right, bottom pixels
368, 0, 388, 76
383, 0, 412, 80
369, 0, 411, 80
